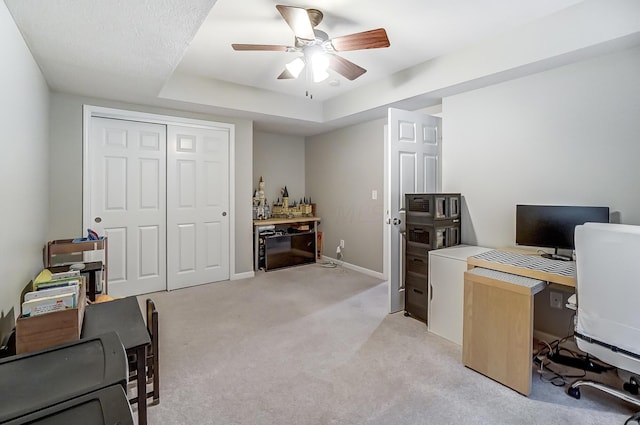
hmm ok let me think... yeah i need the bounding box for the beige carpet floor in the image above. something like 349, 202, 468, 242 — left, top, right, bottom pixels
136, 263, 635, 425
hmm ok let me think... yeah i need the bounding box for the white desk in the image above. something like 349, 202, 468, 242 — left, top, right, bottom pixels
428, 245, 492, 345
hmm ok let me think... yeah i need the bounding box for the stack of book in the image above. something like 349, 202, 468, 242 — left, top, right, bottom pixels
21, 269, 83, 318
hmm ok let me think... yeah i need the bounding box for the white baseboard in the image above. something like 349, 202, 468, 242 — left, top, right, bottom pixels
321, 255, 385, 280
232, 271, 254, 281
533, 329, 562, 345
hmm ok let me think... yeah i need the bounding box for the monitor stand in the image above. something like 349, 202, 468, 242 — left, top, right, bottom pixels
541, 248, 573, 261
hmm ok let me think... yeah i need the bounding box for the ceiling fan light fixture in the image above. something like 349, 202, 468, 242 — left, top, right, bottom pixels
285, 57, 305, 78
313, 68, 329, 83
232, 5, 390, 92
311, 53, 329, 82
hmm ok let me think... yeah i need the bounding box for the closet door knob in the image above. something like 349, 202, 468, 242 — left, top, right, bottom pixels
222, 212, 227, 217
94, 217, 102, 223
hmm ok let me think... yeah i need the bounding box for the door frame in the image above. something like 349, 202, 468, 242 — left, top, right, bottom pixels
82, 105, 236, 286
383, 124, 390, 282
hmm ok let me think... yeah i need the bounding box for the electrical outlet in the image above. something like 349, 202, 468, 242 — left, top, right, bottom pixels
550, 291, 563, 309
340, 239, 345, 249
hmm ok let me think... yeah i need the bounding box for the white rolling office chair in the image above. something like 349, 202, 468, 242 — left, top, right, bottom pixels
568, 223, 640, 422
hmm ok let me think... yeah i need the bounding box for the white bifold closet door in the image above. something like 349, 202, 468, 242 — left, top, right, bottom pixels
89, 117, 230, 297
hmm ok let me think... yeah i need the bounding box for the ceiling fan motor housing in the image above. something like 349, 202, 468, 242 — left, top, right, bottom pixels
294, 29, 331, 50
306, 8, 323, 27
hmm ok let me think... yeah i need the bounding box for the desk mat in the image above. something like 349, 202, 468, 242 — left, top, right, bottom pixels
470, 250, 576, 278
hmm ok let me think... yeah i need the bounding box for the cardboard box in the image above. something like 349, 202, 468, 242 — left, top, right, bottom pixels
16, 280, 86, 354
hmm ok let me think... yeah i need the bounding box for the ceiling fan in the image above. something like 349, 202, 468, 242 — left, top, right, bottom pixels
231, 4, 390, 83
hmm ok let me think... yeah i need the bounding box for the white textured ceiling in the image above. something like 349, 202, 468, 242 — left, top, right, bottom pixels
179, 0, 583, 101
4, 0, 219, 101
6, 0, 640, 136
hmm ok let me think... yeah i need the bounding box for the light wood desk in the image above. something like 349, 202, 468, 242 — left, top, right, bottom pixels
463, 250, 576, 396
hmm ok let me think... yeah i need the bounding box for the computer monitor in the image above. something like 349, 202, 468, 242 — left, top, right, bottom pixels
516, 204, 609, 253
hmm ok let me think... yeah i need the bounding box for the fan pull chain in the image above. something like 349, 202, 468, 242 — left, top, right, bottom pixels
305, 66, 313, 99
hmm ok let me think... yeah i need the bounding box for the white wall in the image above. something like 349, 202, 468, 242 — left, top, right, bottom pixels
0, 2, 50, 338
443, 45, 640, 249
306, 119, 385, 272
253, 132, 305, 205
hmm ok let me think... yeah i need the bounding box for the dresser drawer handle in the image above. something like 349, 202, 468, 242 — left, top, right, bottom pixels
412, 288, 424, 295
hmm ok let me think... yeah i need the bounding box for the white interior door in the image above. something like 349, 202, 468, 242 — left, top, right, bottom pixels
167, 125, 230, 290
387, 108, 441, 313
89, 117, 167, 297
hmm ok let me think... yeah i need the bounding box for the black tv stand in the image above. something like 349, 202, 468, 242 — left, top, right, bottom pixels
253, 217, 320, 271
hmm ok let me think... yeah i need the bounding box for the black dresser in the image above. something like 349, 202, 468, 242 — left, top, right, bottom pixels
404, 193, 461, 322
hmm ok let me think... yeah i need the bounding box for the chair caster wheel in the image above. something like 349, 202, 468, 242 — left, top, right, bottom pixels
624, 382, 639, 395
567, 387, 581, 399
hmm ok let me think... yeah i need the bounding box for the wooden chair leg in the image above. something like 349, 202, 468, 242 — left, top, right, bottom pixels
145, 299, 159, 405
151, 308, 159, 404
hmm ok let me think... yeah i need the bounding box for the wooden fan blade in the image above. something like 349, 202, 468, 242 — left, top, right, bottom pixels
328, 54, 366, 80
277, 69, 296, 79
276, 5, 315, 40
232, 44, 289, 51
331, 28, 390, 52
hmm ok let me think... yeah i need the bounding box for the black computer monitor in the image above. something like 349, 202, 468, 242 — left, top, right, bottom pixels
516, 204, 609, 252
